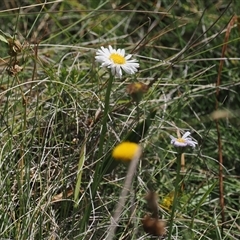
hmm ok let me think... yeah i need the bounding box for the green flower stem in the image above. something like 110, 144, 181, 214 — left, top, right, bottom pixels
79, 73, 114, 233
96, 73, 114, 170
167, 149, 183, 240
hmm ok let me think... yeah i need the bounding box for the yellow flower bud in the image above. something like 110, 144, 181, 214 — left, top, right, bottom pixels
112, 142, 140, 161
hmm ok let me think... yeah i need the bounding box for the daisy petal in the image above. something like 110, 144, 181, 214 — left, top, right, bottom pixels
182, 131, 191, 139
95, 45, 139, 78
170, 131, 198, 148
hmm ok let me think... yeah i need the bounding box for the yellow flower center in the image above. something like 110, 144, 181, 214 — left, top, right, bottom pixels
109, 53, 126, 64
176, 138, 186, 143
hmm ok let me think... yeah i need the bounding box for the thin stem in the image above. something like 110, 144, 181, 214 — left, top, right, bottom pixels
97, 74, 114, 165
79, 73, 114, 233
167, 150, 182, 240
106, 146, 142, 240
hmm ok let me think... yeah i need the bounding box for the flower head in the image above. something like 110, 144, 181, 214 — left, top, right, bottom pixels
112, 141, 141, 161
95, 45, 139, 78
161, 192, 174, 211
126, 82, 149, 102
170, 131, 197, 148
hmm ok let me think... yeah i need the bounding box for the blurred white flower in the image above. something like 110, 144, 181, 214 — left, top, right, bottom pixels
95, 45, 139, 78
170, 131, 198, 148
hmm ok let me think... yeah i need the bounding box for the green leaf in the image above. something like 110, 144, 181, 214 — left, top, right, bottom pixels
0, 29, 13, 39
74, 141, 86, 207
0, 34, 8, 44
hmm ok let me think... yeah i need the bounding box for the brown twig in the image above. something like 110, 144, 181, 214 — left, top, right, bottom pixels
215, 14, 237, 234
180, 153, 185, 192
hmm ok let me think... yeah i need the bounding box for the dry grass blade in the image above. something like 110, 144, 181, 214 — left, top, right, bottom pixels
106, 146, 142, 240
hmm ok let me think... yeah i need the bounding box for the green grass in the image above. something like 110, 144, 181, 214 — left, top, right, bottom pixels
0, 0, 240, 239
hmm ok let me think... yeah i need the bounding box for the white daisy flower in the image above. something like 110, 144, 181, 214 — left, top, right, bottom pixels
170, 131, 198, 148
95, 45, 139, 78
